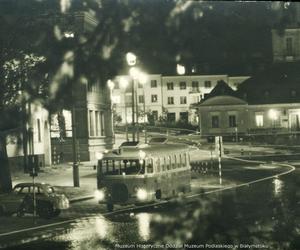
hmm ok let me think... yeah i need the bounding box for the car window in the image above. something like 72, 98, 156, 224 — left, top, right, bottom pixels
20, 187, 30, 194
29, 186, 41, 194
13, 186, 22, 193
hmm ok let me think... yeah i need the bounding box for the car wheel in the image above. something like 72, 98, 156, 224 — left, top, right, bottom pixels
37, 202, 54, 219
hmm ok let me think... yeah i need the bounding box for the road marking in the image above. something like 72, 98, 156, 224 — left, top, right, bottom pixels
0, 160, 295, 240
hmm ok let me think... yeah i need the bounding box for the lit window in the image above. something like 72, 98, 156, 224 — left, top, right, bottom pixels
255, 114, 263, 127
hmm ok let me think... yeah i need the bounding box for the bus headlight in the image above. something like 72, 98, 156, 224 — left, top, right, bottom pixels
137, 188, 148, 201
94, 189, 105, 201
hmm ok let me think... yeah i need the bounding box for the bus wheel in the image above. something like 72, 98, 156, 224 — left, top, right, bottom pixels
107, 203, 114, 212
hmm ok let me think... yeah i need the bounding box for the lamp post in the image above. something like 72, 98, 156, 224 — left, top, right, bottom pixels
107, 80, 115, 143
120, 77, 129, 141
138, 72, 148, 143
126, 52, 137, 142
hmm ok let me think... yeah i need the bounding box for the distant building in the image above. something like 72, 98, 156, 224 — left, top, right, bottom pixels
112, 74, 249, 126
194, 62, 300, 136
7, 102, 51, 171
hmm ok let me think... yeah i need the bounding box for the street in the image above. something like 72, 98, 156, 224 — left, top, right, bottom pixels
0, 158, 298, 249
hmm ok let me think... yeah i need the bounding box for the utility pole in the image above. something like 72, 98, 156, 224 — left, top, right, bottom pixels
71, 89, 80, 187
131, 78, 136, 142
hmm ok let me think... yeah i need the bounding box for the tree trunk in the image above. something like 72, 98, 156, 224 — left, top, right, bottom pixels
0, 135, 12, 193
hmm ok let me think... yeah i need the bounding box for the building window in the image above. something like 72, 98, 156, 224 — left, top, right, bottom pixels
204, 81, 211, 88
151, 95, 158, 103
167, 82, 174, 90
138, 95, 144, 103
151, 80, 157, 88
229, 115, 237, 127
192, 81, 199, 91
211, 115, 219, 128
180, 96, 187, 104
291, 90, 297, 97
95, 111, 100, 136
138, 82, 143, 88
286, 37, 293, 55
180, 81, 186, 89
37, 119, 41, 142
168, 97, 174, 105
89, 110, 95, 136
255, 114, 264, 127
100, 111, 105, 136
167, 113, 176, 123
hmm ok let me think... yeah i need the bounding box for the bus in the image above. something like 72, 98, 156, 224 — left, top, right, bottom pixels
95, 139, 191, 211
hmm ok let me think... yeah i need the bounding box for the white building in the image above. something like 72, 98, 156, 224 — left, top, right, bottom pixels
112, 74, 249, 125
7, 102, 51, 171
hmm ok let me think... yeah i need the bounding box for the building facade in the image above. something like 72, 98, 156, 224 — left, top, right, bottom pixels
7, 102, 51, 171
196, 95, 300, 137
112, 74, 249, 126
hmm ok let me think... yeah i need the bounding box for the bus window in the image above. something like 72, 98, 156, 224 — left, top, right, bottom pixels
156, 158, 161, 173
167, 156, 171, 170
172, 155, 176, 169
179, 154, 182, 168
146, 159, 153, 174
162, 157, 166, 172
182, 154, 186, 167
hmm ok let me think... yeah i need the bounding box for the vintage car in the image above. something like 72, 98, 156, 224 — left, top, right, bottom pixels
0, 183, 69, 219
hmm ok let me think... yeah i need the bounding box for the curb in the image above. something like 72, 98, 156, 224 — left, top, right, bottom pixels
69, 195, 94, 204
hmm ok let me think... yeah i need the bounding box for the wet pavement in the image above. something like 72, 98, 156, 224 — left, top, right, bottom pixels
1, 160, 299, 250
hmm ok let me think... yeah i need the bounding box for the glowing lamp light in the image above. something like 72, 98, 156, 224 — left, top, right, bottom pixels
129, 67, 140, 79
138, 72, 148, 85
176, 64, 185, 75
268, 109, 278, 120
120, 77, 129, 89
126, 52, 137, 66
94, 190, 105, 201
137, 188, 148, 201
107, 79, 115, 90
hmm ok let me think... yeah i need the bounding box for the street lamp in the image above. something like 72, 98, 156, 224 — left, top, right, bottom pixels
137, 72, 148, 143
126, 52, 137, 142
120, 77, 129, 141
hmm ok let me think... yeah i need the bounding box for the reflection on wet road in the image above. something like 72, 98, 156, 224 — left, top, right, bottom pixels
1, 162, 299, 250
